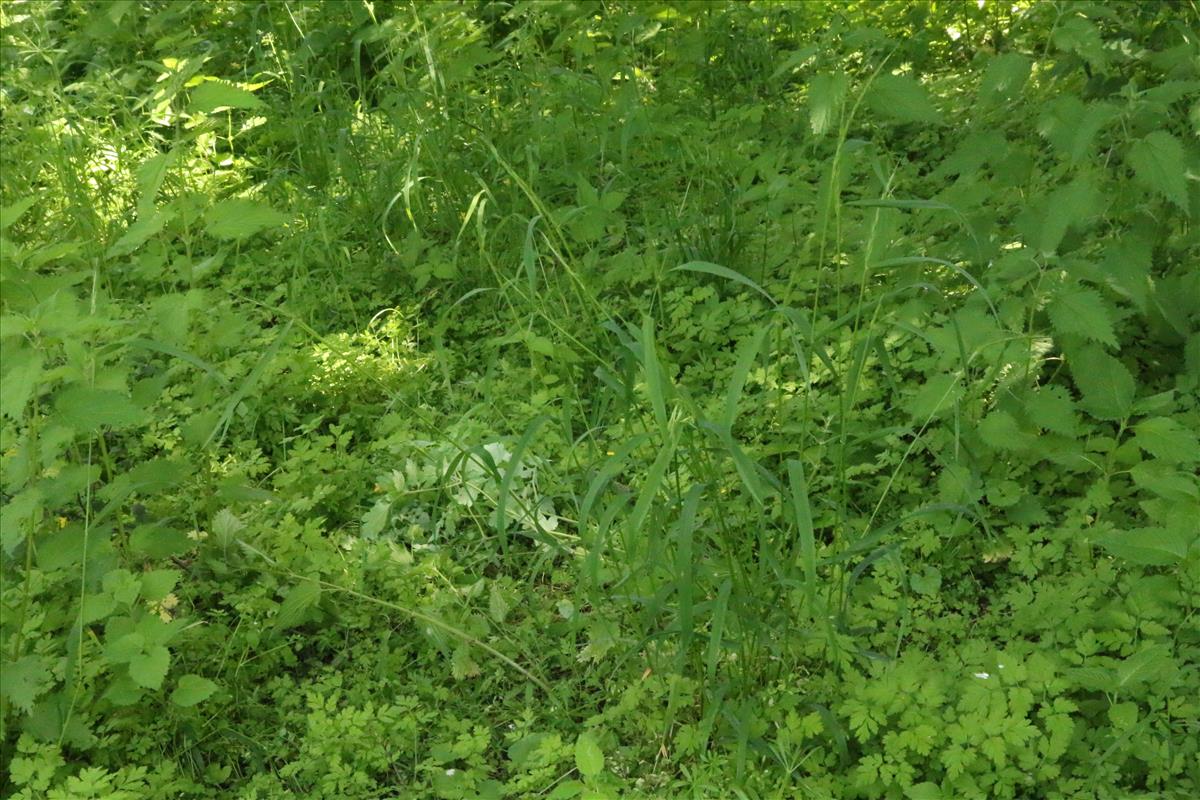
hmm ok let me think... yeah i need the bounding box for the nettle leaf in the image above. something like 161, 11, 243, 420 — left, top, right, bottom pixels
979, 411, 1034, 451
1022, 177, 1100, 255
0, 346, 42, 421
1127, 132, 1189, 213
129, 645, 171, 689
1038, 96, 1117, 165
170, 674, 217, 707
1133, 417, 1199, 464
808, 71, 848, 135
906, 373, 963, 422
204, 199, 290, 241
55, 386, 146, 433
1048, 286, 1117, 348
1070, 346, 1135, 421
188, 79, 265, 114
867, 74, 942, 125
1024, 386, 1078, 436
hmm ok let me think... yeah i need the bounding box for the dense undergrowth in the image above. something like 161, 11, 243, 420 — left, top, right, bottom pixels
1, 1, 1198, 797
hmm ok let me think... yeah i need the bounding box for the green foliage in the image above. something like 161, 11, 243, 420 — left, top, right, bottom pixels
2, 0, 1198, 798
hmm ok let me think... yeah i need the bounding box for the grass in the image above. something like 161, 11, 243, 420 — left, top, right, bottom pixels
2, 2, 1198, 798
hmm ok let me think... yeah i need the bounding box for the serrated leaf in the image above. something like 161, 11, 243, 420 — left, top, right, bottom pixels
867, 74, 942, 125
0, 194, 39, 231
906, 373, 963, 422
1128, 132, 1189, 213
188, 80, 265, 114
574, 732, 605, 778
1070, 345, 1134, 421
55, 386, 146, 433
204, 199, 289, 241
0, 347, 42, 421
1024, 386, 1077, 436
107, 209, 171, 258
1048, 286, 1117, 347
128, 645, 170, 689
978, 53, 1030, 104
808, 71, 848, 135
1095, 527, 1190, 566
1038, 97, 1117, 165
274, 579, 321, 631
0, 655, 52, 714
171, 674, 217, 707
1133, 417, 1199, 464
979, 411, 1033, 450
360, 499, 391, 539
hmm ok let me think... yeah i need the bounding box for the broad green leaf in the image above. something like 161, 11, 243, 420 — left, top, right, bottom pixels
171, 674, 217, 707
1069, 345, 1134, 421
574, 732, 604, 778
204, 199, 290, 241
0, 655, 52, 714
107, 209, 172, 258
1038, 97, 1116, 165
978, 53, 1030, 104
1095, 527, 1190, 566
0, 194, 39, 231
808, 71, 848, 135
867, 74, 942, 125
1134, 417, 1200, 464
979, 411, 1034, 451
1023, 386, 1078, 436
1115, 645, 1175, 690
54, 386, 146, 433
1048, 286, 1117, 348
129, 524, 193, 558
1128, 132, 1189, 213
906, 373, 963, 422
135, 149, 180, 215
905, 782, 944, 800
140, 569, 180, 602
188, 79, 265, 114
129, 645, 171, 689
1021, 177, 1100, 255
360, 499, 391, 539
274, 579, 321, 631
0, 347, 42, 421
0, 487, 42, 555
